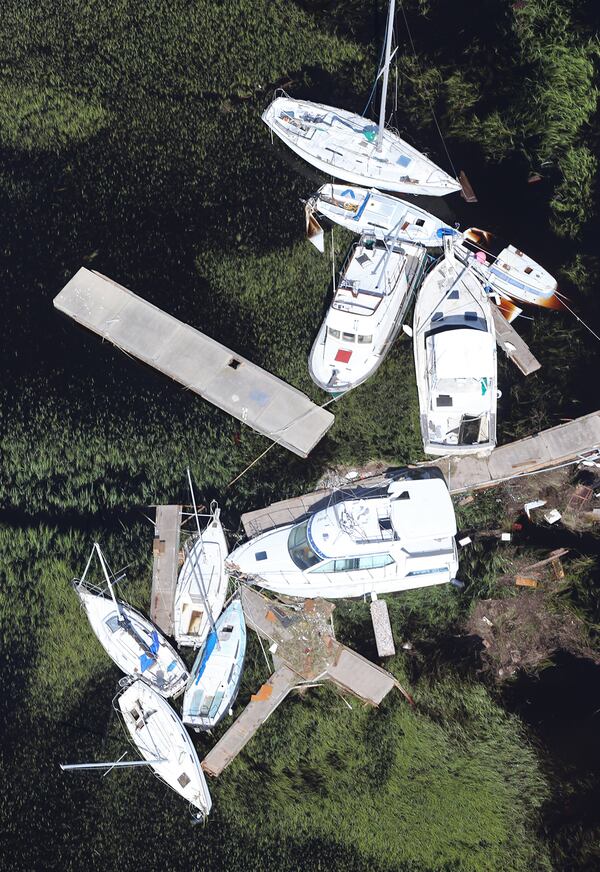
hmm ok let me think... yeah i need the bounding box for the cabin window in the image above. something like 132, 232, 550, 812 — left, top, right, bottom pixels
105, 615, 121, 633
357, 334, 373, 344
359, 554, 395, 569
311, 554, 394, 573
342, 332, 356, 342
288, 521, 321, 569
328, 327, 341, 339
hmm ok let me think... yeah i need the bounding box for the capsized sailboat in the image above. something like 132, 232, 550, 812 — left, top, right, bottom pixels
413, 238, 498, 455
74, 543, 188, 698
117, 679, 212, 820
309, 232, 428, 393
454, 228, 561, 309
182, 598, 247, 731
308, 183, 453, 247
262, 2, 460, 197
173, 489, 229, 648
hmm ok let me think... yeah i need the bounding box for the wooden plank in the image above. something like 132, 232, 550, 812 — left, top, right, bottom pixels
201, 666, 300, 777
370, 598, 395, 658
325, 646, 399, 705
150, 505, 182, 636
491, 305, 541, 376
521, 548, 569, 573
459, 170, 478, 203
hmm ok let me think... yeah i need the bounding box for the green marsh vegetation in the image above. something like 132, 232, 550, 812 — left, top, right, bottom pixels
1, 1, 600, 869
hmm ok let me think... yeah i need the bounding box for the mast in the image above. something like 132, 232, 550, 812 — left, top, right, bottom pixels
94, 542, 123, 619
185, 469, 219, 641
376, 0, 396, 153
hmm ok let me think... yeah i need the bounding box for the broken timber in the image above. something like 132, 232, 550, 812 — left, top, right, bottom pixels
241, 411, 600, 536
53, 268, 334, 457
150, 505, 182, 636
491, 305, 541, 376
370, 598, 396, 657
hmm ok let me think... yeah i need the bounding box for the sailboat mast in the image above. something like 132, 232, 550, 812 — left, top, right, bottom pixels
185, 469, 219, 641
94, 542, 123, 618
376, 0, 396, 153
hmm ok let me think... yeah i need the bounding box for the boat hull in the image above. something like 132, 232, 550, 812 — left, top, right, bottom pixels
263, 97, 461, 197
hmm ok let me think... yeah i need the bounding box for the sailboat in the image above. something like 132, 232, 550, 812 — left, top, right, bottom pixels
182, 598, 247, 731
262, 1, 460, 197
309, 231, 428, 393
413, 237, 498, 455
173, 475, 229, 648
308, 183, 453, 247
74, 543, 188, 698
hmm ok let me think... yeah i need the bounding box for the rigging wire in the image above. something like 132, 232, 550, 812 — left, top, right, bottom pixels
555, 292, 600, 344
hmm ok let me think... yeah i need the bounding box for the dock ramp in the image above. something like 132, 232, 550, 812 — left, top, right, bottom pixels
492, 305, 541, 376
53, 268, 334, 457
150, 505, 182, 636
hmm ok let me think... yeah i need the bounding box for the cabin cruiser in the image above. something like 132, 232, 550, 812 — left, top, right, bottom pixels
454, 228, 560, 308
309, 232, 428, 393
413, 239, 498, 456
226, 477, 459, 599
309, 183, 453, 247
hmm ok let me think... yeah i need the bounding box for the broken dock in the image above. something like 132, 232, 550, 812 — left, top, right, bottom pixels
492, 305, 541, 376
53, 268, 334, 457
150, 505, 182, 636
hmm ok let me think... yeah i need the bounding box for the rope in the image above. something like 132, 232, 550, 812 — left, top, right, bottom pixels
555, 292, 600, 343
398, 0, 458, 179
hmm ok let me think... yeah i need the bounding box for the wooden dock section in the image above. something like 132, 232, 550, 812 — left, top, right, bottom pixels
492, 305, 541, 376
241, 411, 600, 534
201, 665, 300, 777
150, 505, 182, 636
370, 598, 396, 658
53, 268, 334, 457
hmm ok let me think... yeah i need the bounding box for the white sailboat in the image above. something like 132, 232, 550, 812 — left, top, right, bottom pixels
74, 543, 188, 698
454, 227, 561, 309
309, 231, 428, 393
174, 473, 229, 648
182, 598, 247, 732
262, 2, 460, 197
413, 238, 498, 455
308, 183, 453, 247
227, 476, 459, 599
117, 679, 212, 819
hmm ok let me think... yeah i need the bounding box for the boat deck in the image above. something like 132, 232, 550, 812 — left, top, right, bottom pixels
150, 505, 182, 636
491, 305, 541, 376
53, 268, 334, 457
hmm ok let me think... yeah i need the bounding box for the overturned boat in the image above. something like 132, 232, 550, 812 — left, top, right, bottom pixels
309, 183, 453, 247
454, 228, 560, 308
117, 679, 212, 820
74, 543, 188, 698
413, 239, 498, 456
174, 500, 229, 649
182, 598, 247, 732
309, 232, 428, 393
227, 476, 459, 599
262, 2, 459, 197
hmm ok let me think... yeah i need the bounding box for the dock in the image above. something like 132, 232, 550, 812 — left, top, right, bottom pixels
370, 598, 396, 657
241, 411, 600, 535
150, 505, 182, 635
53, 268, 334, 458
201, 588, 405, 777
492, 305, 541, 376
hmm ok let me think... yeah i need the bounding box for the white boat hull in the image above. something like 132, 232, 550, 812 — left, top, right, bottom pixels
75, 585, 188, 698
118, 680, 212, 818
263, 97, 461, 197
182, 599, 247, 731
173, 510, 229, 648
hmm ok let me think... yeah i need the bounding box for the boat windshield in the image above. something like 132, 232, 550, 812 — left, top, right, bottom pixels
288, 521, 321, 569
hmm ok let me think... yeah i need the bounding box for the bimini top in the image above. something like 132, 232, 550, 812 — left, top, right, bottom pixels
429, 329, 496, 380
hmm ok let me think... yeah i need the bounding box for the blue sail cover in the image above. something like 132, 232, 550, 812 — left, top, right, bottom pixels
194, 629, 219, 685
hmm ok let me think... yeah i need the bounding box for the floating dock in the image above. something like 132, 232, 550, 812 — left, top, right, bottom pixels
241, 411, 600, 535
491, 305, 541, 376
53, 268, 334, 457
150, 505, 182, 636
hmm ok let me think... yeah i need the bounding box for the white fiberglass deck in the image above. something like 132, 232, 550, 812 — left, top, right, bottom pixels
53, 268, 334, 457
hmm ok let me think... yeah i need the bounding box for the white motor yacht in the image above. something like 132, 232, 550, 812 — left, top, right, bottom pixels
226, 477, 459, 599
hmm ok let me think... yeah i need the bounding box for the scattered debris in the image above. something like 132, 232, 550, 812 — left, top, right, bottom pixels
459, 536, 472, 547
544, 508, 562, 524
501, 532, 511, 541
458, 495, 475, 506
515, 576, 538, 588
524, 499, 546, 519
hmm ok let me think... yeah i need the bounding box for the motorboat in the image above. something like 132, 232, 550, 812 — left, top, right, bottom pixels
74, 543, 188, 698
182, 599, 247, 731
117, 679, 212, 820
308, 183, 453, 246
309, 232, 428, 393
413, 239, 498, 455
262, 2, 460, 197
226, 476, 459, 599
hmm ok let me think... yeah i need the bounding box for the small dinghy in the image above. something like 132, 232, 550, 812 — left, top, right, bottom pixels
182, 598, 247, 731
117, 679, 212, 820
74, 543, 188, 698
309, 183, 453, 247
309, 232, 428, 393
262, 2, 459, 197
413, 237, 498, 455
174, 490, 228, 648
454, 228, 560, 308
